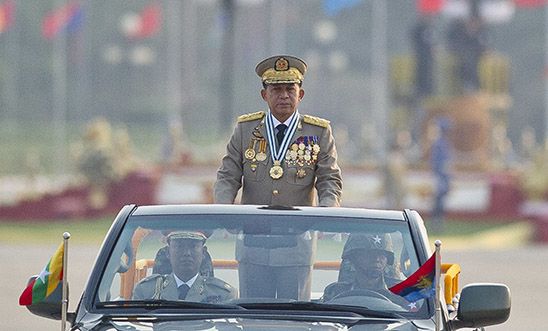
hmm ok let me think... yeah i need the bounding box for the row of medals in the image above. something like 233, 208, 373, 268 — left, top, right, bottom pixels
245, 129, 320, 180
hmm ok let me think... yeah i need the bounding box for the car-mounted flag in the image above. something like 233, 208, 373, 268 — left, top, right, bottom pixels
19, 242, 64, 306
389, 240, 443, 331
389, 251, 436, 302
19, 232, 71, 331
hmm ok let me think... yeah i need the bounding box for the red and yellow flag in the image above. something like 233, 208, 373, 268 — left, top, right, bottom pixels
389, 252, 436, 302
19, 242, 64, 306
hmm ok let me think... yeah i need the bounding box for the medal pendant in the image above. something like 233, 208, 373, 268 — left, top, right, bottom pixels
245, 148, 256, 160
296, 168, 306, 178
270, 161, 283, 179
256, 152, 267, 161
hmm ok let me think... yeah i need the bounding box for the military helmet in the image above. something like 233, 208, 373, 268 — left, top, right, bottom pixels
341, 233, 395, 265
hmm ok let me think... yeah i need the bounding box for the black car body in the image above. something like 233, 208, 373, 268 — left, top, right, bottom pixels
27, 204, 511, 330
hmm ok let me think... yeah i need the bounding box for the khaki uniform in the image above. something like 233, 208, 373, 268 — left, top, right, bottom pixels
132, 273, 236, 303
214, 111, 342, 207
214, 111, 342, 300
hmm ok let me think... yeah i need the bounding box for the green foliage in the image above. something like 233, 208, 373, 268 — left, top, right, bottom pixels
0, 217, 524, 246
0, 216, 114, 245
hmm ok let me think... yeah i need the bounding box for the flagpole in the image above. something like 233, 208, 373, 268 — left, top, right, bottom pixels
61, 232, 70, 331
434, 240, 442, 331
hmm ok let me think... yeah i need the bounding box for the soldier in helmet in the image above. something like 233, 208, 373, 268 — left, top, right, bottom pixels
321, 233, 408, 306
133, 231, 237, 303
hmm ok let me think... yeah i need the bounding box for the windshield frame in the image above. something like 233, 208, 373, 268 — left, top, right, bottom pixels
86, 207, 433, 320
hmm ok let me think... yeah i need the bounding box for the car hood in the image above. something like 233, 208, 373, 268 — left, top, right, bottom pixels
79, 316, 434, 330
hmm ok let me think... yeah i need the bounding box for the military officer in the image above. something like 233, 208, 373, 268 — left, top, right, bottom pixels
214, 55, 343, 300
132, 231, 236, 303
321, 234, 408, 308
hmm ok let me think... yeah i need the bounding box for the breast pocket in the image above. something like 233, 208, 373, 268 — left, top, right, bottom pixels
284, 164, 315, 186
242, 159, 268, 182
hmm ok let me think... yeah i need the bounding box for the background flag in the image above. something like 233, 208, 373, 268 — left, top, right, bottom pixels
0, 0, 15, 33
389, 252, 436, 302
19, 242, 64, 306
323, 0, 363, 17
42, 1, 83, 40
127, 2, 162, 40
514, 0, 547, 8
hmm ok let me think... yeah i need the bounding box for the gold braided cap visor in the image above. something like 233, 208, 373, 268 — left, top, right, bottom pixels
167, 231, 207, 242
261, 67, 304, 85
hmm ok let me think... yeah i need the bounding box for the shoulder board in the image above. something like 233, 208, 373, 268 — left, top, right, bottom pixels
206, 277, 233, 291
303, 114, 330, 128
138, 273, 163, 283
237, 111, 265, 123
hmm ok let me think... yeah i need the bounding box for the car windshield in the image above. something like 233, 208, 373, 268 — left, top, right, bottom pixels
95, 209, 429, 317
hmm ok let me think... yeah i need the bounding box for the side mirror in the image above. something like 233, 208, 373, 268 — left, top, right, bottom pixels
450, 283, 511, 330
27, 301, 62, 320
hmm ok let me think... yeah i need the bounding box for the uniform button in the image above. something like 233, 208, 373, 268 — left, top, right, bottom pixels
272, 190, 279, 195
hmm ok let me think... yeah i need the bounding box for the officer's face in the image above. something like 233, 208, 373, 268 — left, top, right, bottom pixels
352, 250, 388, 280
261, 83, 304, 122
167, 239, 204, 281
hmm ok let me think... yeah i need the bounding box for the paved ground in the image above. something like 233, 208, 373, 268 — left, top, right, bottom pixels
1, 169, 543, 329
3, 237, 546, 330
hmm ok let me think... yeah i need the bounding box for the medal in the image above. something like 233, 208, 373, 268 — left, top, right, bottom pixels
296, 168, 306, 178
270, 161, 283, 179
245, 139, 257, 160
255, 139, 267, 161
265, 111, 300, 180
245, 148, 256, 160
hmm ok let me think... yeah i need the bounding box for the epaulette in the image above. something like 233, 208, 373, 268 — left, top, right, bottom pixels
206, 277, 233, 292
237, 111, 265, 123
303, 114, 330, 128
137, 273, 163, 284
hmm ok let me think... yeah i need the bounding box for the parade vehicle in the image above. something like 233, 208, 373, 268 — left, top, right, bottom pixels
24, 204, 510, 330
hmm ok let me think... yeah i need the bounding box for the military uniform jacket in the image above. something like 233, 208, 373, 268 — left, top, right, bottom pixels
214, 111, 342, 207
132, 273, 237, 303
214, 111, 342, 267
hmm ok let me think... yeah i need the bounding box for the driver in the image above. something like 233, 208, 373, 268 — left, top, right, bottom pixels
321, 233, 408, 306
133, 231, 237, 303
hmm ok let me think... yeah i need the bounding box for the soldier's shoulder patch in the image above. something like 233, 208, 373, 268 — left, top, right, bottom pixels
206, 277, 233, 291
302, 114, 330, 128
237, 111, 265, 123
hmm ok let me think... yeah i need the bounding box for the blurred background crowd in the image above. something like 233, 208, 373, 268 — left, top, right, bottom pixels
0, 0, 547, 227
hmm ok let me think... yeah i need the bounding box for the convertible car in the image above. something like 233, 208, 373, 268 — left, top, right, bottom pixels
26, 204, 510, 330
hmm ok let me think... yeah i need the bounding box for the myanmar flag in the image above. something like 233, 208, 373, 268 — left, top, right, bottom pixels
389, 252, 436, 302
19, 242, 64, 306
